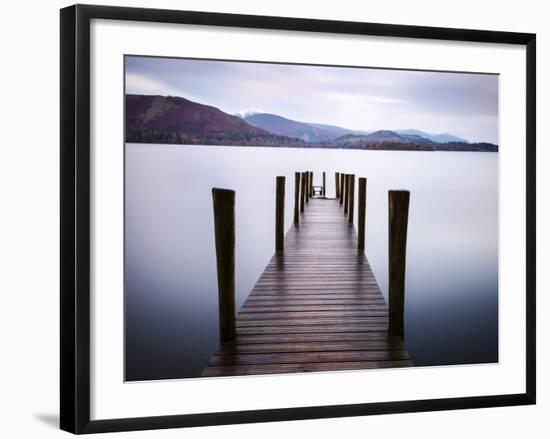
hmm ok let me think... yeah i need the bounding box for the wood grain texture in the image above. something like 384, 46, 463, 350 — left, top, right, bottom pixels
344, 174, 349, 213
348, 174, 355, 224
339, 172, 345, 205
293, 172, 300, 225
358, 177, 367, 250
300, 171, 306, 212
306, 171, 310, 203
388, 190, 410, 338
211, 188, 236, 342
203, 198, 412, 377
275, 176, 285, 251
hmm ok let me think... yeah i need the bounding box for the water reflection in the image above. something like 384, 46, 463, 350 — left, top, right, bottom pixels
125, 144, 498, 381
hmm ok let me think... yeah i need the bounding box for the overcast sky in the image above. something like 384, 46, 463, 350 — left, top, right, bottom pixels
125, 56, 498, 143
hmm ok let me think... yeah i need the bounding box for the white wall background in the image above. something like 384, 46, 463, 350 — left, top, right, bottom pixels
0, 0, 546, 437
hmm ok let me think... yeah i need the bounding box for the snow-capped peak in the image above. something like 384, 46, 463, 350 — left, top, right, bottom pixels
234, 108, 264, 118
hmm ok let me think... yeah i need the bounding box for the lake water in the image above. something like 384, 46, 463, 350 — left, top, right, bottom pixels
125, 143, 498, 381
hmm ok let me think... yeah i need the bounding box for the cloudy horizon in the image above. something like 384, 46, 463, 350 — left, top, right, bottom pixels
125, 55, 499, 144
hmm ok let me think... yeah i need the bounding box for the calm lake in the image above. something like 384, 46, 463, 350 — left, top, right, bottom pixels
125, 143, 498, 381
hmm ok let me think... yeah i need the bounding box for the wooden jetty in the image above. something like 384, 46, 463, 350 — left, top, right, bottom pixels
203, 175, 412, 377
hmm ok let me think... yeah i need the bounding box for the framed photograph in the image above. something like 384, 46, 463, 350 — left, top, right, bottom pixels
60, 4, 536, 434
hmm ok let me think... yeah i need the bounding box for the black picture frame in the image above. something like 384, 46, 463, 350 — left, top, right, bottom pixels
60, 4, 536, 434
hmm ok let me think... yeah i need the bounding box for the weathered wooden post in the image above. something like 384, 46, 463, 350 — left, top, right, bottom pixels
358, 178, 367, 250
300, 171, 306, 212
212, 188, 236, 342
276, 176, 285, 251
348, 174, 355, 223
335, 172, 340, 198
294, 172, 300, 225
309, 171, 314, 197
322, 172, 326, 197
388, 190, 410, 339
340, 173, 345, 205
305, 171, 310, 203
344, 174, 349, 214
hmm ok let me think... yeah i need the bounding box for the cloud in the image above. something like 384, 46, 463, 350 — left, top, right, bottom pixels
125, 73, 180, 96
125, 72, 217, 108
124, 56, 498, 143
323, 91, 407, 106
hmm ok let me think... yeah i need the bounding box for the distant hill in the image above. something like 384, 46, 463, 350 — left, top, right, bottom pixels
308, 122, 362, 139
244, 113, 353, 143
335, 130, 435, 148
125, 94, 497, 151
125, 95, 304, 146
398, 129, 469, 144
242, 114, 469, 145
335, 130, 496, 152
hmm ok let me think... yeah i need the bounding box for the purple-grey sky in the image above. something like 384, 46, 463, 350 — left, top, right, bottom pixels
125, 56, 498, 143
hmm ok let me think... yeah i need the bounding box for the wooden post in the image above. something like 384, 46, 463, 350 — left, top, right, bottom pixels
335, 172, 340, 198
340, 173, 345, 205
348, 174, 355, 223
309, 171, 313, 197
211, 188, 236, 342
305, 171, 310, 203
322, 172, 326, 197
294, 172, 300, 225
388, 190, 410, 339
344, 174, 349, 214
300, 172, 306, 212
276, 176, 285, 251
358, 178, 367, 249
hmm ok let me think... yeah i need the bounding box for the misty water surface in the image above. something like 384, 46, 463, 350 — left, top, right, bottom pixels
125, 144, 498, 381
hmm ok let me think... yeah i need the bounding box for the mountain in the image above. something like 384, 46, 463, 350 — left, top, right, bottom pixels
244, 113, 354, 143
335, 130, 435, 148
243, 114, 470, 145
234, 108, 264, 118
125, 94, 496, 151
307, 123, 364, 138
335, 130, 497, 152
398, 129, 468, 144
431, 133, 469, 143
125, 95, 304, 146
126, 94, 264, 135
